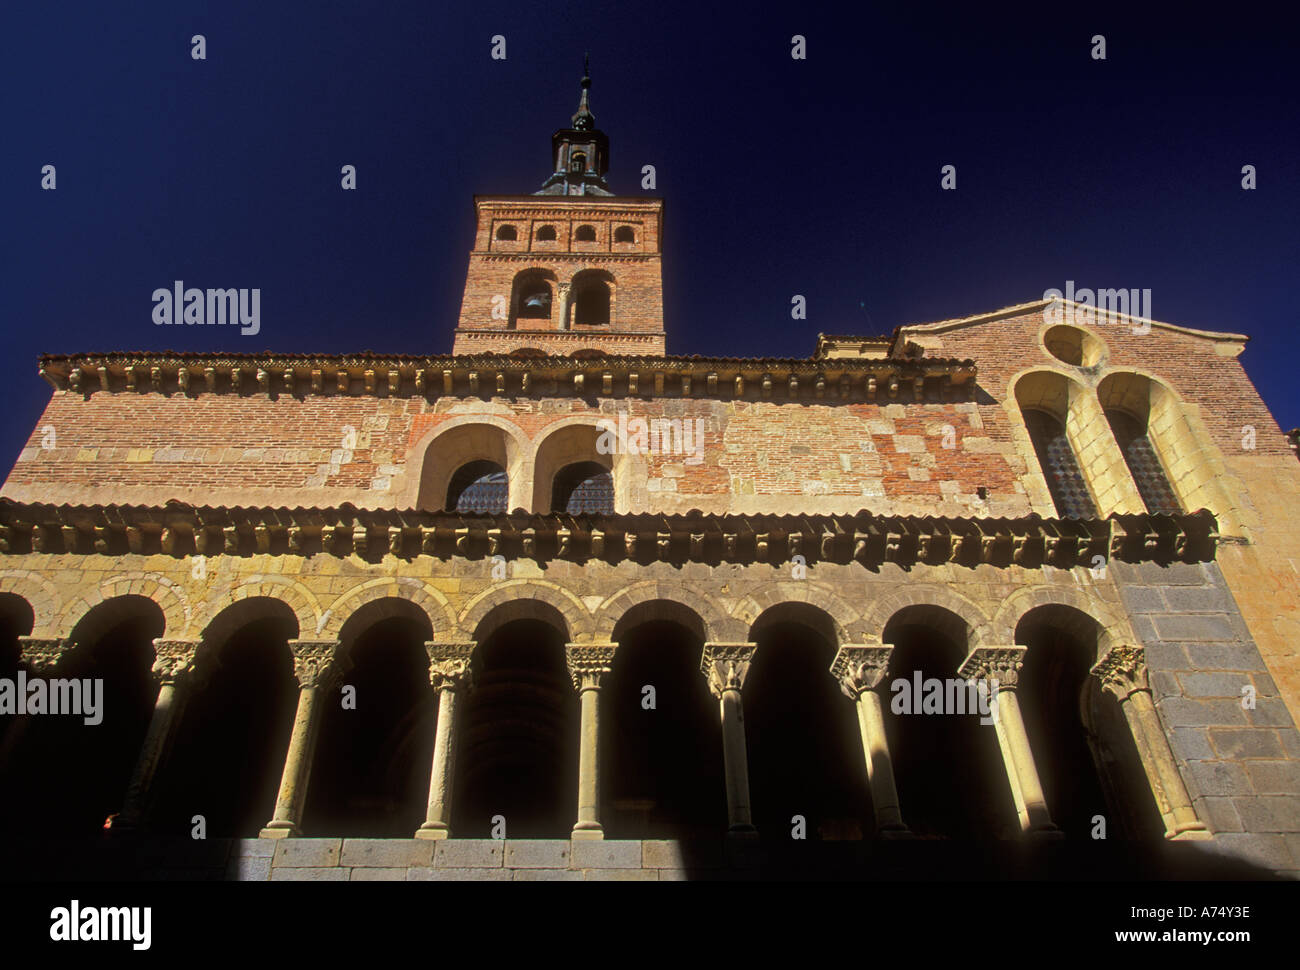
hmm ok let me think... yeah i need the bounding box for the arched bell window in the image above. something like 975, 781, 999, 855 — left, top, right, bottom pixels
552, 461, 613, 513
536, 225, 557, 242
570, 152, 587, 173
517, 278, 551, 319
447, 460, 508, 514
574, 225, 597, 242
570, 269, 612, 326
613, 226, 635, 243
1106, 409, 1181, 514
1023, 409, 1096, 518
495, 225, 517, 241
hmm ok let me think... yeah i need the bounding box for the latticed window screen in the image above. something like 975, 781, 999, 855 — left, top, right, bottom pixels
552, 462, 614, 514
447, 461, 508, 514
1023, 409, 1096, 518
1106, 409, 1181, 515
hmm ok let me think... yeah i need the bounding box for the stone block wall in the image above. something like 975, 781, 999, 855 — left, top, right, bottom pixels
1111, 558, 1300, 874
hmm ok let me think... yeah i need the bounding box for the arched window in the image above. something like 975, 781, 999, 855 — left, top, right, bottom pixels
570, 152, 587, 173
614, 226, 636, 243
552, 461, 613, 513
1106, 409, 1181, 515
574, 225, 597, 242
570, 269, 612, 326
508, 268, 557, 329
447, 460, 508, 513
495, 225, 517, 241
1023, 410, 1096, 518
517, 277, 551, 319
536, 225, 557, 242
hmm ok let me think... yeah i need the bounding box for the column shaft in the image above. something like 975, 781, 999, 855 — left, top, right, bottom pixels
855, 689, 906, 832
573, 685, 603, 838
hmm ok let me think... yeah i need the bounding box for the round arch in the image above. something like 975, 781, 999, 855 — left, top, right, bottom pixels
595, 581, 738, 643
197, 579, 318, 643
865, 585, 989, 651
409, 415, 532, 513
731, 583, 863, 644
458, 580, 593, 644
0, 570, 60, 636
59, 574, 190, 640
530, 417, 627, 514
323, 578, 458, 643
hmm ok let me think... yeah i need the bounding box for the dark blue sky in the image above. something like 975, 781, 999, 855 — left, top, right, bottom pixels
4, 2, 1298, 470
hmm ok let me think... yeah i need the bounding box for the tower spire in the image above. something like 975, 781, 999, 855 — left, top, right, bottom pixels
535, 56, 612, 196
572, 53, 595, 131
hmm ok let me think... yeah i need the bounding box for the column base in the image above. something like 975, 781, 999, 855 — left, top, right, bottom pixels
414, 823, 451, 841
258, 822, 299, 840
1028, 825, 1066, 841
1169, 824, 1213, 841
876, 824, 914, 840
571, 823, 604, 841
725, 824, 759, 839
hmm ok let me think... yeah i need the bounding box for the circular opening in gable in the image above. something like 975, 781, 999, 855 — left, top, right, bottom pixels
1043, 325, 1104, 368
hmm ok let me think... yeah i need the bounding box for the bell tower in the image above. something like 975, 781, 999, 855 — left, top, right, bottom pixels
452, 60, 666, 357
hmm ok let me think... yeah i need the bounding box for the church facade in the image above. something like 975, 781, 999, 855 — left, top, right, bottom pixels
2, 70, 1299, 881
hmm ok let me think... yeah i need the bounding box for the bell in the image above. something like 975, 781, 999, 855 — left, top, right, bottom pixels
523, 293, 550, 311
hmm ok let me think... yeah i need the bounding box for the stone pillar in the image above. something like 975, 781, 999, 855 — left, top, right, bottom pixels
1092, 645, 1210, 840
556, 281, 572, 331
700, 642, 758, 836
0, 638, 73, 774
566, 643, 616, 840
829, 644, 910, 836
259, 640, 348, 839
415, 642, 475, 840
960, 646, 1061, 838
113, 639, 206, 831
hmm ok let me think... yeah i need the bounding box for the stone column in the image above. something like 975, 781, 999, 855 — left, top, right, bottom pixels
113, 639, 206, 831
556, 281, 572, 331
415, 642, 475, 840
1092, 645, 1210, 840
0, 638, 73, 774
829, 644, 910, 836
700, 642, 758, 836
960, 646, 1061, 838
566, 643, 616, 840
259, 640, 348, 839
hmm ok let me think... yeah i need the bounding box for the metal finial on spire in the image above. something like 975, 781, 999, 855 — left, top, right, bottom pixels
572, 53, 595, 130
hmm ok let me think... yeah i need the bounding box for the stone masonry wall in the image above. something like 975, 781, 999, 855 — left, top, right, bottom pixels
1111, 558, 1300, 874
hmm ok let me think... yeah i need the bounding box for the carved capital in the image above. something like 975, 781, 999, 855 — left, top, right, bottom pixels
566, 643, 616, 691
1091, 645, 1149, 700
150, 639, 200, 685
958, 646, 1026, 689
700, 642, 757, 698
17, 637, 72, 676
830, 644, 894, 698
425, 641, 476, 692
287, 639, 347, 689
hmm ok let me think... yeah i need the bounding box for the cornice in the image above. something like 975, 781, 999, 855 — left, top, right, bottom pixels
37, 352, 979, 403
0, 500, 1218, 569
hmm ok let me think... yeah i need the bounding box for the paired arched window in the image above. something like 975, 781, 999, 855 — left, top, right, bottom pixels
1023, 409, 1096, 518
447, 460, 508, 514
536, 225, 557, 242
495, 225, 517, 241
613, 226, 636, 243
574, 225, 597, 242
1105, 409, 1181, 515
552, 461, 614, 513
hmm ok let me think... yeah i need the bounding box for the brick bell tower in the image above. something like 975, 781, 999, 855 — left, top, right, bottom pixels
452, 59, 666, 357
